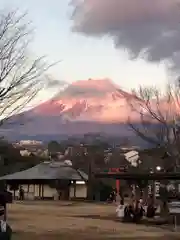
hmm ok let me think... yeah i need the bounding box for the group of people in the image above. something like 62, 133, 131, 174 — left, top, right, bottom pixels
107, 190, 117, 203
116, 196, 157, 223
123, 199, 145, 223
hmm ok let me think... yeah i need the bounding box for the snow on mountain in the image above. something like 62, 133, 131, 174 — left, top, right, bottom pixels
0, 79, 140, 139
32, 78, 138, 122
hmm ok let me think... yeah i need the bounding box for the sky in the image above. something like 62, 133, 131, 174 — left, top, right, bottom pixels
1, 0, 175, 101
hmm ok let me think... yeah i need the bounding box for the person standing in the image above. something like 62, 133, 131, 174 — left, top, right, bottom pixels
0, 205, 12, 239
116, 199, 124, 218
19, 186, 24, 201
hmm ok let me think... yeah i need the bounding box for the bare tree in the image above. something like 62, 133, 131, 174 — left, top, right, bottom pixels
123, 83, 180, 171
0, 10, 58, 125
120, 85, 180, 217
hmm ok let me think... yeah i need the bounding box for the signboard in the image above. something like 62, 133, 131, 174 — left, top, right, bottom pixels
155, 181, 160, 197
104, 167, 127, 173
108, 167, 127, 173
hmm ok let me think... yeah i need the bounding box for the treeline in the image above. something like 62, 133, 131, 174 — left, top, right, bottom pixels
0, 140, 44, 176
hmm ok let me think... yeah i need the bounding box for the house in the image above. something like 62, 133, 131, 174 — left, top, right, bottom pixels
0, 161, 88, 200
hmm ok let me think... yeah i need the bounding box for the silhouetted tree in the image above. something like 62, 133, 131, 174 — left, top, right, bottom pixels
121, 84, 180, 215
48, 141, 61, 155
123, 84, 180, 170
0, 10, 57, 126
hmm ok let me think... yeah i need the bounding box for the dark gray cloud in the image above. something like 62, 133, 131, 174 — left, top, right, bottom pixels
45, 75, 67, 89
70, 0, 180, 70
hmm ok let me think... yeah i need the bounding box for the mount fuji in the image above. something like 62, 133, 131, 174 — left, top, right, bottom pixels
0, 79, 143, 143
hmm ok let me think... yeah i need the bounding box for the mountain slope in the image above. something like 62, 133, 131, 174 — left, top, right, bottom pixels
0, 79, 141, 140
32, 78, 138, 122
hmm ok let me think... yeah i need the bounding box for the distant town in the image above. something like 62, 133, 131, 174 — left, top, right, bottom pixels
12, 138, 140, 160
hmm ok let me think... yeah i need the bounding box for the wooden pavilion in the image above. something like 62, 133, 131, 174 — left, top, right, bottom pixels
0, 161, 88, 200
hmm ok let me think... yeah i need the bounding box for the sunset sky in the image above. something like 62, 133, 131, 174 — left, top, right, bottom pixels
2, 0, 178, 98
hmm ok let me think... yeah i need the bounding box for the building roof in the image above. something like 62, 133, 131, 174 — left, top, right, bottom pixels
0, 161, 88, 181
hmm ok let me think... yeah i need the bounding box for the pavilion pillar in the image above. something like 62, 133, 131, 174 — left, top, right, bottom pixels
73, 181, 76, 198
116, 179, 120, 194
33, 184, 35, 199
38, 185, 41, 198
41, 185, 44, 199
108, 168, 120, 193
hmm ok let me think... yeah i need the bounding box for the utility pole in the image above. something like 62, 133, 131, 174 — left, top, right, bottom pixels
84, 144, 93, 200
87, 154, 93, 200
